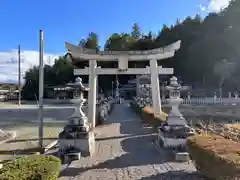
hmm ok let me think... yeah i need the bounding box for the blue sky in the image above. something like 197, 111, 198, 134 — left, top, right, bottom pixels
0, 0, 211, 53
0, 0, 231, 83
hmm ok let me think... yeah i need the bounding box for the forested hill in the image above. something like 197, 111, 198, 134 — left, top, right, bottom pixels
23, 0, 240, 99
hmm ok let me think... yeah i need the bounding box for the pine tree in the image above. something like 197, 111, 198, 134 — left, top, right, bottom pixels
131, 23, 141, 40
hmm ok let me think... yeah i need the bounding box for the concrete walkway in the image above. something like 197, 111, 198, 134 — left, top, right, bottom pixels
60, 103, 206, 180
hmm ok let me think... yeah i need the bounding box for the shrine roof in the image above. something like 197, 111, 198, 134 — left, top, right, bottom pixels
127, 74, 171, 85
47, 83, 89, 89
65, 40, 181, 61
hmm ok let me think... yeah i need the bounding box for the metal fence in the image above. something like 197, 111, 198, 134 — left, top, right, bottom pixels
161, 97, 240, 105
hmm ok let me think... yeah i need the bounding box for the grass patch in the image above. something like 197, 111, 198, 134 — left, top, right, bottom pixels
0, 154, 61, 180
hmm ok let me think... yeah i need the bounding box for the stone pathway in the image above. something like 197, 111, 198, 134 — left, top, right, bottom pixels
60, 103, 206, 180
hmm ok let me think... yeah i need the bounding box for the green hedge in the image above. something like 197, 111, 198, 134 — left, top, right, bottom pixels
188, 135, 240, 180
0, 155, 61, 180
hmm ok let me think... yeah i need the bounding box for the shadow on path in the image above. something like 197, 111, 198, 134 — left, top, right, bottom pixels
138, 170, 208, 180
60, 134, 160, 177
60, 104, 200, 179
6, 137, 58, 143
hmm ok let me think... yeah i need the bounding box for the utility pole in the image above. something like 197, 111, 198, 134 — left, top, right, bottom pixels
38, 30, 44, 149
18, 45, 21, 106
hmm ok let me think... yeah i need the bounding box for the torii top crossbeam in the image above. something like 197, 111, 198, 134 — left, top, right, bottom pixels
65, 40, 181, 61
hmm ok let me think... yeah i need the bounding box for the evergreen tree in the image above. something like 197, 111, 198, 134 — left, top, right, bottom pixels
131, 23, 141, 40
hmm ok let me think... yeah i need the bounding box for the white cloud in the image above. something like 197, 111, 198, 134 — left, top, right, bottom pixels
200, 0, 232, 12
199, 4, 207, 12
0, 50, 60, 84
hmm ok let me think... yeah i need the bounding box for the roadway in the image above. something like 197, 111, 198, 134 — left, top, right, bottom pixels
0, 105, 88, 122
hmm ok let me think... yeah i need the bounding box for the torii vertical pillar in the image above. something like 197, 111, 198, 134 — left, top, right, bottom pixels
150, 59, 162, 116
88, 60, 97, 128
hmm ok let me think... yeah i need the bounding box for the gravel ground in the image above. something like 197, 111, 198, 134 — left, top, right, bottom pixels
0, 106, 89, 163
60, 104, 206, 180
0, 122, 64, 163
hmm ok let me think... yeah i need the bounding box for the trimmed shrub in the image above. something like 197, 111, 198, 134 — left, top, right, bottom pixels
142, 106, 168, 123
188, 134, 240, 180
0, 155, 61, 180
130, 102, 168, 127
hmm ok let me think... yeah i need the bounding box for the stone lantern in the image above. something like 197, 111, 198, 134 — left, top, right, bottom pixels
58, 77, 95, 162
166, 76, 185, 125
157, 76, 195, 151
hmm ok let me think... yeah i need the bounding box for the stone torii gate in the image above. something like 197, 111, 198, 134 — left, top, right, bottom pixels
65, 41, 181, 127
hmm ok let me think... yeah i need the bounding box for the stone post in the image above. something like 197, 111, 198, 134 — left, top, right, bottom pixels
213, 92, 217, 104
150, 59, 162, 116
162, 91, 166, 101
88, 60, 97, 128
235, 91, 238, 99
214, 92, 217, 99
187, 92, 191, 101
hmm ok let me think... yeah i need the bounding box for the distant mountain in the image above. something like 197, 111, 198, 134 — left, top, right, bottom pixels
0, 80, 17, 84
